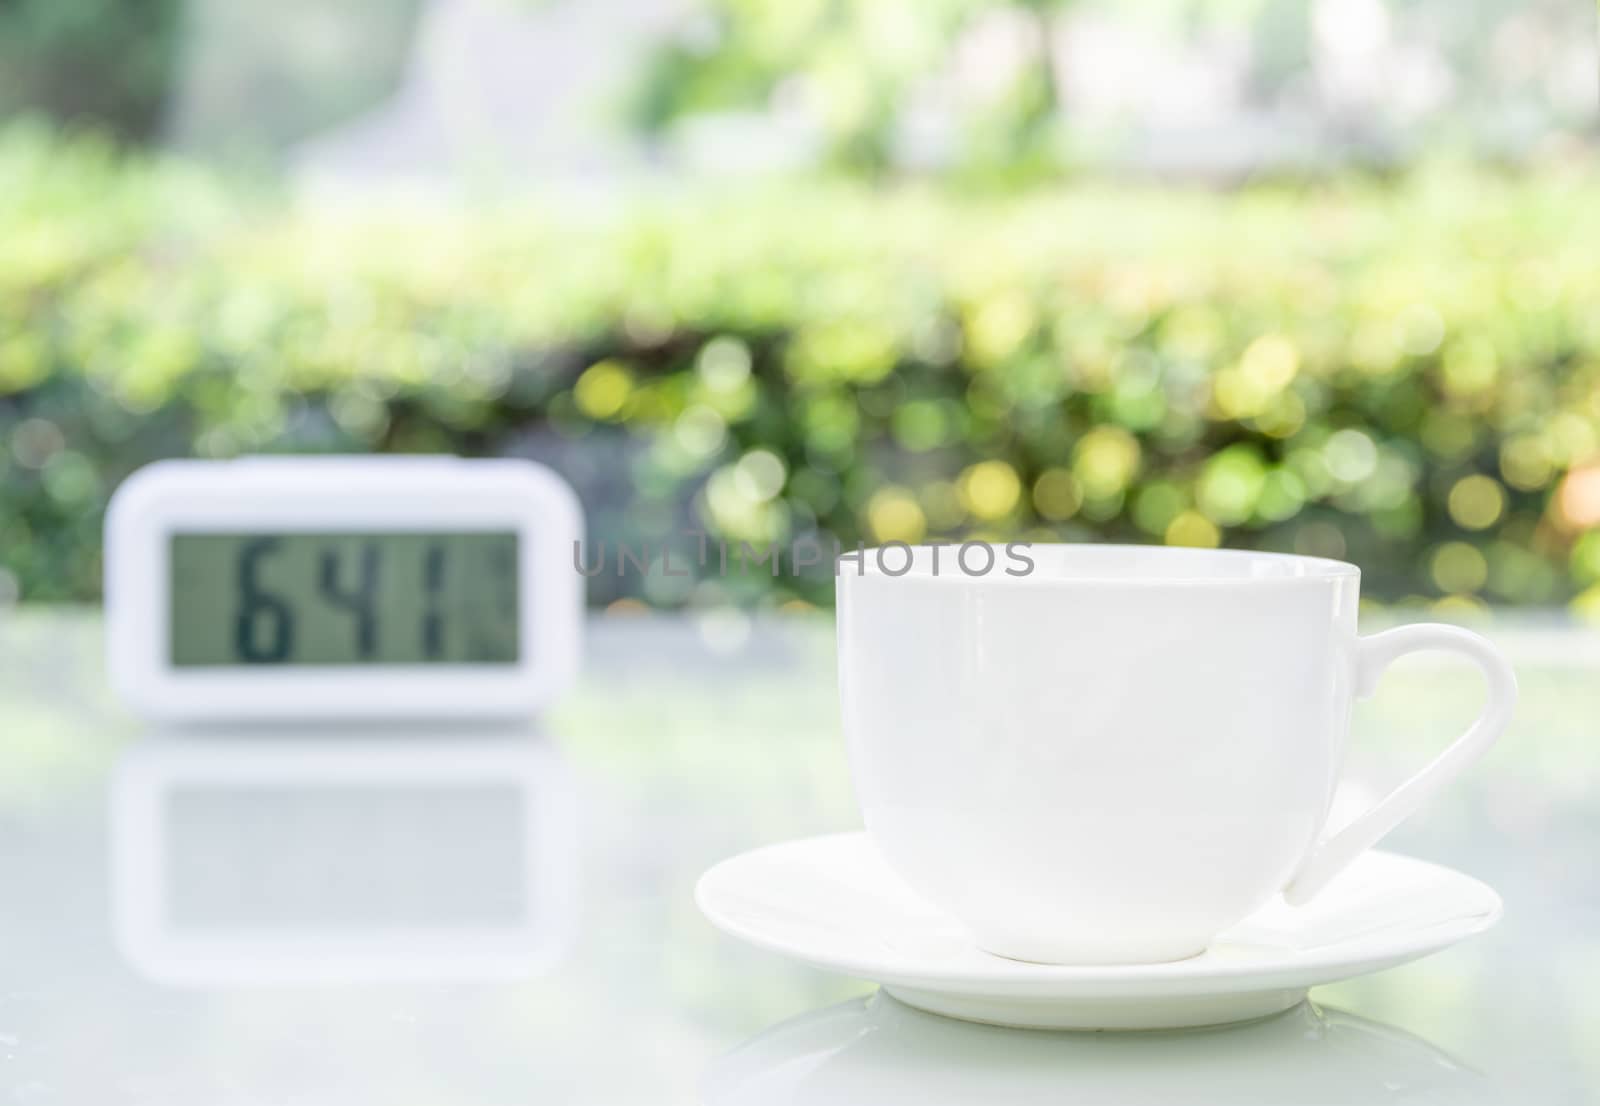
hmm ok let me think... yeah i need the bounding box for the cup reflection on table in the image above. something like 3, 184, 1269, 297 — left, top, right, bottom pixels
703, 991, 1502, 1106
108, 728, 577, 986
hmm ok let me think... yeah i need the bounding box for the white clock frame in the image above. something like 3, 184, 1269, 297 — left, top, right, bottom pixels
105, 456, 583, 722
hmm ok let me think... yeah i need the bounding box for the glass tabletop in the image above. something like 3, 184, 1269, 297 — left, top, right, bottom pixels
0, 610, 1593, 1104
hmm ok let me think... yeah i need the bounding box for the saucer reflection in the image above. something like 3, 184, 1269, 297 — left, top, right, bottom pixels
704, 991, 1501, 1106
109, 730, 576, 987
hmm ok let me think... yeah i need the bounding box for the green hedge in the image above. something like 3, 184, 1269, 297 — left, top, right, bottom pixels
3, 124, 1600, 612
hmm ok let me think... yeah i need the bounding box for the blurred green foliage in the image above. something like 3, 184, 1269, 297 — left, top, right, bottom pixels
164, 0, 426, 158
2, 123, 1599, 612
628, 0, 1067, 176
0, 0, 427, 158
0, 0, 180, 140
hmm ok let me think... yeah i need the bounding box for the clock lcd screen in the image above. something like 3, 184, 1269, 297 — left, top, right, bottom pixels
169, 532, 520, 666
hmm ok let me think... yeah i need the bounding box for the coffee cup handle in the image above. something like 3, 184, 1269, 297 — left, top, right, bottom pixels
1282, 623, 1517, 906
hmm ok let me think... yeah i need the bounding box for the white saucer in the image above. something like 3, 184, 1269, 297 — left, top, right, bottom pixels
695, 833, 1501, 1031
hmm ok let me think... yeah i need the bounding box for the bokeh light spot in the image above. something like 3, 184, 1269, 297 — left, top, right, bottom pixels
1557, 466, 1600, 530
574, 360, 633, 419
41, 451, 99, 506
734, 449, 788, 502
0, 333, 48, 394
1032, 468, 1083, 521
1240, 334, 1300, 392
866, 487, 927, 544
1420, 411, 1477, 459
1548, 413, 1599, 466
1132, 481, 1186, 535
1431, 542, 1488, 594
1255, 469, 1307, 522
960, 460, 1023, 520
674, 404, 729, 458
1323, 429, 1378, 484
892, 399, 952, 452
1073, 427, 1141, 498
1568, 531, 1600, 585
966, 291, 1035, 367
921, 481, 966, 529
1440, 339, 1498, 397
10, 417, 64, 469
697, 336, 752, 392
1197, 446, 1267, 525
1395, 304, 1445, 356
1253, 391, 1307, 439
704, 464, 787, 543
1447, 474, 1505, 531
1499, 436, 1553, 492
1165, 510, 1220, 548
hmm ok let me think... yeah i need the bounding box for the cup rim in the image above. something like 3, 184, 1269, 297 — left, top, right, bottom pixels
844, 542, 1360, 586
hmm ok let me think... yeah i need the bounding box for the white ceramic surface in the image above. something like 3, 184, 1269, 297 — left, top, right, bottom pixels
703, 991, 1501, 1105
695, 833, 1503, 1030
835, 544, 1516, 964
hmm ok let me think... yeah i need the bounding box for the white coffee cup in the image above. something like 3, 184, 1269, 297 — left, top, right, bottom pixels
835, 543, 1516, 966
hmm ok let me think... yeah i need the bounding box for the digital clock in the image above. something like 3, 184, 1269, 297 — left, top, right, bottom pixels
105, 457, 583, 721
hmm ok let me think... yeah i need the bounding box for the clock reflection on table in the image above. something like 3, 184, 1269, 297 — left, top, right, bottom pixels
109, 730, 576, 986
